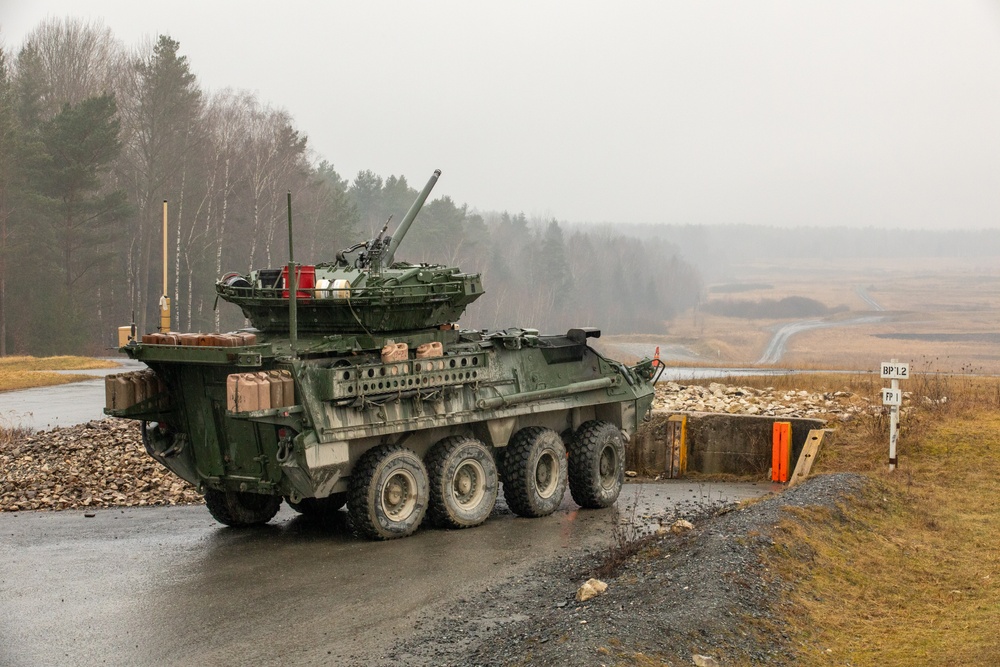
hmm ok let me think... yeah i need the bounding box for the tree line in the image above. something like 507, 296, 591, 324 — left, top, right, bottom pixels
0, 19, 702, 356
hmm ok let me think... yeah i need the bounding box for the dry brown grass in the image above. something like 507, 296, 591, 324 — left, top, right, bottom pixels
761, 372, 1000, 666
0, 356, 119, 392
0, 417, 32, 443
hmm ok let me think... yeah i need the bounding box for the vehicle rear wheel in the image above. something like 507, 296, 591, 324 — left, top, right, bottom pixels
501, 427, 567, 518
567, 420, 625, 509
286, 493, 347, 516
348, 445, 429, 540
426, 436, 498, 528
204, 489, 281, 527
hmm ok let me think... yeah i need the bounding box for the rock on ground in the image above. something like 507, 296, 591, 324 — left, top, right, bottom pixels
653, 382, 893, 422
0, 420, 201, 512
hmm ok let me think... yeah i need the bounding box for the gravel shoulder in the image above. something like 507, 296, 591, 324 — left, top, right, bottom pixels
378, 473, 867, 667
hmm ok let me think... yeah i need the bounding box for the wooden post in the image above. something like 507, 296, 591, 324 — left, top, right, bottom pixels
666, 414, 687, 478
159, 200, 171, 333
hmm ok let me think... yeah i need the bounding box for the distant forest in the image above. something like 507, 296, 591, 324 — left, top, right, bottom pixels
0, 19, 701, 356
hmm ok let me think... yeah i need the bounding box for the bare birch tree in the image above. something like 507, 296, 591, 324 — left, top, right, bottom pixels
201, 90, 249, 332
116, 34, 201, 335
14, 18, 122, 122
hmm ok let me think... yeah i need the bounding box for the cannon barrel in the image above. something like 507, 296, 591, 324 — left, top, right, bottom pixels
384, 169, 441, 266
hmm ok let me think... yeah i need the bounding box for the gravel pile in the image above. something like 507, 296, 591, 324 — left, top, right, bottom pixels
0, 420, 200, 512
379, 472, 868, 667
653, 381, 872, 421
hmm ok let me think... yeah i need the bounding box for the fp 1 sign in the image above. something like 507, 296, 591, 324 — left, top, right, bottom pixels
881, 388, 902, 406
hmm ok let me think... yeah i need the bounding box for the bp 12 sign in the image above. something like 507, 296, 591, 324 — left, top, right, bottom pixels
880, 362, 909, 379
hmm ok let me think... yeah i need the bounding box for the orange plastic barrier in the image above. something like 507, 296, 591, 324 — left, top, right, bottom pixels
772, 421, 792, 483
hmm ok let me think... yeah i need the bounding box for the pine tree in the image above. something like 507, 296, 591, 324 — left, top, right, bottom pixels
34, 94, 130, 353
307, 161, 359, 259
0, 46, 18, 354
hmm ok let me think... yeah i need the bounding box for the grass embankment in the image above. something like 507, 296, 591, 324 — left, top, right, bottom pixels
753, 372, 1000, 666
0, 356, 119, 392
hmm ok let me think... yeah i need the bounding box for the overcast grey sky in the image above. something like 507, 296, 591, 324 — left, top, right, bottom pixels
3, 1, 1000, 229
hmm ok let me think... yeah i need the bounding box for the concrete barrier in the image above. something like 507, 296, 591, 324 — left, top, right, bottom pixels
630, 410, 826, 477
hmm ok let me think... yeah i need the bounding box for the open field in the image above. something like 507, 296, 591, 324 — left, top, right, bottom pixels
741, 371, 1000, 666
0, 356, 119, 392
663, 371, 1000, 664
607, 256, 1000, 374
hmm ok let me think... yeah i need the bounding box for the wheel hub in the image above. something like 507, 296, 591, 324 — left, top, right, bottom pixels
535, 452, 559, 499
599, 444, 618, 489
452, 460, 486, 509
457, 471, 472, 496
382, 470, 418, 519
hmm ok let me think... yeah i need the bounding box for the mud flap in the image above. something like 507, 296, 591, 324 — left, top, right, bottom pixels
473, 416, 517, 448
281, 431, 350, 499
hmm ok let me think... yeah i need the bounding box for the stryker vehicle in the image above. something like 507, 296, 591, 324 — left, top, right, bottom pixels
106, 170, 657, 540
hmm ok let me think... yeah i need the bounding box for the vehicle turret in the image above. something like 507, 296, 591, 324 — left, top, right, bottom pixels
215, 170, 484, 335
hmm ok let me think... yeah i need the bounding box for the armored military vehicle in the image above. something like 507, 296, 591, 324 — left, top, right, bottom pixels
106, 170, 657, 539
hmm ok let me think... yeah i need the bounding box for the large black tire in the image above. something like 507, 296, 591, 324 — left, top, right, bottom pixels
426, 436, 498, 529
348, 445, 429, 540
567, 420, 626, 509
204, 489, 281, 527
501, 427, 567, 518
286, 493, 347, 516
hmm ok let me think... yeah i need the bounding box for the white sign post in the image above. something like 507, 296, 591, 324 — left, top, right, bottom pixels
880, 360, 909, 471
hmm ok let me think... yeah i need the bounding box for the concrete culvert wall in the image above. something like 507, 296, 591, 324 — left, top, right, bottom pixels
630, 411, 826, 477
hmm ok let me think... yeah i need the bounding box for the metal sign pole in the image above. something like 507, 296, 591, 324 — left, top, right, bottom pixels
880, 358, 907, 472
889, 374, 899, 472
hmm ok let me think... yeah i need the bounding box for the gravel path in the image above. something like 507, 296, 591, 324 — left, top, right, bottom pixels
756, 316, 884, 365
378, 473, 867, 667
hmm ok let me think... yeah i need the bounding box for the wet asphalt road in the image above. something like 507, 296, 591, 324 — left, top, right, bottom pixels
0, 359, 143, 431
0, 481, 773, 667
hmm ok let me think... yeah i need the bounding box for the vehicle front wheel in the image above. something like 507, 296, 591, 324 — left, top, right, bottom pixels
501, 427, 567, 518
567, 420, 626, 509
204, 489, 281, 527
348, 445, 429, 540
